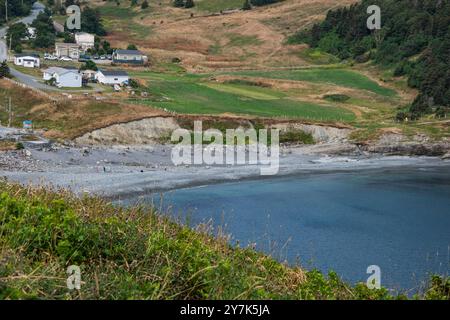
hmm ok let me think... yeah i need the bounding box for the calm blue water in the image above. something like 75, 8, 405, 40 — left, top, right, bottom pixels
148, 167, 450, 292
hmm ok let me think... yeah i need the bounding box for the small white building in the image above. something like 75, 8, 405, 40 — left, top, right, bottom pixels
43, 67, 82, 88
95, 70, 129, 85
112, 49, 147, 65
55, 42, 80, 59
75, 32, 95, 50
14, 53, 40, 68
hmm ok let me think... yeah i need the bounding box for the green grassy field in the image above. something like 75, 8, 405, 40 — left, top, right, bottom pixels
196, 0, 244, 12
130, 72, 356, 121
224, 68, 397, 97
98, 3, 152, 40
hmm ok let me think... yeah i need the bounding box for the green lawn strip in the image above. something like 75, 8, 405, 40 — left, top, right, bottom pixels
132, 79, 355, 121
195, 0, 244, 12
224, 68, 397, 97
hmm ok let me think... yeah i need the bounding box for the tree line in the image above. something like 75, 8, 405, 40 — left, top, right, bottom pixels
0, 0, 35, 26
289, 0, 450, 120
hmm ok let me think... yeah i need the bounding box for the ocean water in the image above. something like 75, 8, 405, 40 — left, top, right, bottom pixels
144, 167, 450, 292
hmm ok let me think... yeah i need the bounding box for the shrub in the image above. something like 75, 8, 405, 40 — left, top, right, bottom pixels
15, 142, 25, 150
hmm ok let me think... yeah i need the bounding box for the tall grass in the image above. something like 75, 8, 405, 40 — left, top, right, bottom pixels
0, 181, 448, 300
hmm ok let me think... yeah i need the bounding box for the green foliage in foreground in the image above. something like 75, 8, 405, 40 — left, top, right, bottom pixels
0, 182, 448, 300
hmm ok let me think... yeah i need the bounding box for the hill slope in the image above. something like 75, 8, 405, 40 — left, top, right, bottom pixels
1, 181, 449, 299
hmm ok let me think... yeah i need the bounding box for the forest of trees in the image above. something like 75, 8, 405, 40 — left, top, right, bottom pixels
290, 0, 450, 120
0, 0, 35, 26
250, 0, 280, 6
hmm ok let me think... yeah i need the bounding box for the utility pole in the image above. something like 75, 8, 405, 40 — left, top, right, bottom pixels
5, 0, 8, 22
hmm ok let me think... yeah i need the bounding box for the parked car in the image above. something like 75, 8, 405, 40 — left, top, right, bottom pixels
93, 55, 100, 60
44, 55, 58, 60
59, 56, 73, 62
78, 55, 92, 62
106, 55, 112, 60
100, 55, 106, 60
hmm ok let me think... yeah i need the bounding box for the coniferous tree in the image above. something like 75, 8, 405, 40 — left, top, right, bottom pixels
289, 0, 450, 119
173, 0, 185, 8
0, 61, 10, 78
242, 0, 252, 10
185, 0, 195, 9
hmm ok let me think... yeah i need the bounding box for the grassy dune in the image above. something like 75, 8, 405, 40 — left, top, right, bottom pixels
1, 182, 448, 300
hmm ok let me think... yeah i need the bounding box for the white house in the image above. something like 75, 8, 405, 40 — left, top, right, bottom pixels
43, 67, 82, 88
95, 70, 129, 85
20, 27, 36, 40
55, 42, 80, 59
75, 32, 95, 50
112, 49, 147, 65
14, 53, 40, 68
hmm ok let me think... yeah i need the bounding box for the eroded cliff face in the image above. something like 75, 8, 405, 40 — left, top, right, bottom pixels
73, 116, 449, 157
361, 133, 450, 157
75, 117, 181, 145
269, 123, 352, 143
75, 116, 353, 146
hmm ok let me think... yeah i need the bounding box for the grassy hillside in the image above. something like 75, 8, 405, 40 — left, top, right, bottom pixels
224, 68, 397, 97
1, 181, 449, 300
290, 0, 450, 120
129, 71, 356, 121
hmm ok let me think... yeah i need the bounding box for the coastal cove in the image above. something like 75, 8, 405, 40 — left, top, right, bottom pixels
124, 166, 450, 294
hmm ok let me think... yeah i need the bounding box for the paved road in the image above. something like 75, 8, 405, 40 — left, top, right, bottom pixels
0, 3, 64, 91
0, 3, 104, 93
0, 2, 45, 61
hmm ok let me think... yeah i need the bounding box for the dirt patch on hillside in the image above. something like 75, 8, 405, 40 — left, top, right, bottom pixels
95, 0, 356, 71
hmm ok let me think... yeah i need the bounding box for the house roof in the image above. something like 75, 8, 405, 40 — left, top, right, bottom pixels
14, 53, 39, 58
114, 49, 143, 55
55, 42, 79, 48
98, 70, 129, 77
44, 67, 79, 76
75, 32, 94, 37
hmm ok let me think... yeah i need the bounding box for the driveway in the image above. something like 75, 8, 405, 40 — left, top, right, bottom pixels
9, 67, 61, 91
0, 2, 58, 91
0, 2, 45, 61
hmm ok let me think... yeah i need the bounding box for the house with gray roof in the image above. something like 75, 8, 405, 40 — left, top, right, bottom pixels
95, 69, 129, 85
14, 53, 40, 68
43, 67, 82, 88
112, 49, 147, 65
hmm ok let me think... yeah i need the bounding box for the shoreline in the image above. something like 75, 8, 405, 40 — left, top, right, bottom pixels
1, 142, 450, 200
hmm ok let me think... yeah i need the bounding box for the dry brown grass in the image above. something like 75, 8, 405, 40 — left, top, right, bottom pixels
91, 0, 356, 72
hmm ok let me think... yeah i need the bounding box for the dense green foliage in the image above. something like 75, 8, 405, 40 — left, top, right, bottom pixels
6, 22, 28, 52
242, 0, 251, 10
290, 0, 450, 119
141, 0, 149, 9
0, 182, 448, 299
250, 0, 280, 7
31, 8, 55, 48
81, 7, 106, 36
0, 61, 10, 78
0, 0, 34, 26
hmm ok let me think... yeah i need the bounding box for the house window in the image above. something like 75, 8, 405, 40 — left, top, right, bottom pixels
114, 78, 118, 81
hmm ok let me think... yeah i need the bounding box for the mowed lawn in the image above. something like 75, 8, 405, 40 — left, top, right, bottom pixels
225, 68, 397, 97
130, 73, 356, 121
195, 0, 244, 12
